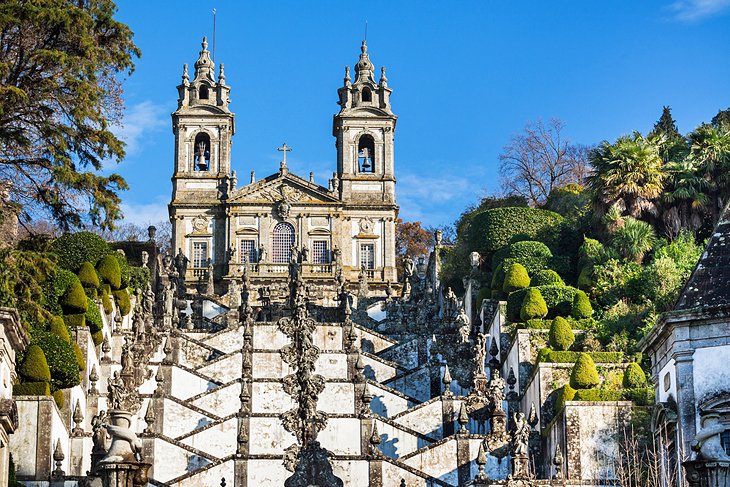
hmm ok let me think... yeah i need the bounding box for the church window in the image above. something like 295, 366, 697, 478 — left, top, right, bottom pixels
272, 222, 295, 264
199, 85, 209, 100
360, 243, 375, 270
312, 240, 330, 264
192, 241, 209, 269
357, 134, 375, 173
194, 133, 211, 171
239, 240, 257, 263
362, 87, 372, 102
722, 430, 730, 456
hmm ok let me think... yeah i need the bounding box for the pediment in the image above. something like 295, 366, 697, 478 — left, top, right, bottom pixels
229, 173, 341, 205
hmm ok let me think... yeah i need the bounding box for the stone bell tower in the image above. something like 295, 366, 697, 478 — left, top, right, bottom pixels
169, 37, 235, 278
333, 40, 397, 204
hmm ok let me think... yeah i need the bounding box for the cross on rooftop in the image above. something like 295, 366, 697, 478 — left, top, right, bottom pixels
278, 143, 292, 167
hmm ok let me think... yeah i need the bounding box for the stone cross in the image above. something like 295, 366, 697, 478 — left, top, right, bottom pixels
278, 143, 292, 168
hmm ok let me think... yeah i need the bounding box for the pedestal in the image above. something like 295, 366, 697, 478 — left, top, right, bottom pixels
97, 461, 151, 487
684, 460, 730, 487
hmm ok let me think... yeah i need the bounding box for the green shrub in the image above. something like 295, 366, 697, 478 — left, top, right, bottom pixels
536, 348, 624, 364
503, 263, 530, 293
101, 292, 113, 315
548, 317, 575, 351
49, 316, 70, 343
32, 331, 81, 390
60, 280, 88, 314
531, 269, 564, 287
490, 263, 504, 290
520, 288, 548, 321
571, 290, 593, 319
85, 297, 103, 334
52, 389, 64, 409
77, 261, 100, 288
84, 287, 98, 299
113, 252, 130, 289
91, 330, 104, 346
573, 388, 623, 402
468, 207, 564, 257
13, 381, 50, 396
63, 314, 85, 329
101, 283, 111, 296
129, 266, 150, 293
45, 269, 80, 316
19, 344, 51, 382
555, 383, 576, 412
507, 285, 581, 321
622, 363, 647, 389
494, 240, 553, 275
577, 266, 593, 290
72, 342, 86, 371
545, 184, 589, 216
578, 237, 605, 268
96, 255, 122, 290
113, 289, 131, 315
491, 290, 505, 300
570, 353, 600, 389
624, 387, 654, 406
49, 232, 109, 272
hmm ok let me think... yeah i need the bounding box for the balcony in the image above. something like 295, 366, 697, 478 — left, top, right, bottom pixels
229, 262, 335, 277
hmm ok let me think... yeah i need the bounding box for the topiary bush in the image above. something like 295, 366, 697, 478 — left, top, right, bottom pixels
490, 263, 504, 290
520, 288, 548, 321
113, 289, 131, 316
113, 252, 130, 289
101, 292, 113, 315
577, 266, 593, 291
531, 269, 565, 287
570, 353, 600, 389
63, 314, 85, 329
45, 269, 81, 316
13, 382, 50, 396
573, 389, 623, 402
128, 266, 150, 293
622, 362, 647, 389
91, 330, 104, 346
85, 297, 103, 334
19, 344, 51, 383
96, 254, 122, 290
52, 389, 64, 409
77, 261, 100, 288
507, 285, 581, 321
468, 207, 564, 258
536, 348, 624, 364
60, 280, 88, 315
548, 317, 575, 351
49, 316, 70, 343
50, 232, 110, 272
32, 331, 81, 390
72, 342, 86, 371
571, 290, 593, 319
503, 263, 530, 294
555, 383, 576, 412
494, 240, 553, 275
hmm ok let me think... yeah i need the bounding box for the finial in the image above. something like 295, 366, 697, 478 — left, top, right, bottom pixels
442, 363, 453, 396
475, 442, 488, 481
380, 66, 388, 86
219, 63, 226, 83
361, 39, 367, 53
52, 438, 65, 478
250, 170, 255, 184
344, 65, 351, 86
309, 172, 314, 183
182, 63, 189, 83
458, 402, 469, 434
202, 36, 209, 50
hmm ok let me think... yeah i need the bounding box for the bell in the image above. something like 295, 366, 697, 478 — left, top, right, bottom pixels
361, 157, 372, 171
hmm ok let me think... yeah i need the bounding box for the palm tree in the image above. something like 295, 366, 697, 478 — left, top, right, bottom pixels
610, 217, 656, 263
662, 159, 709, 236
588, 132, 666, 221
687, 124, 730, 224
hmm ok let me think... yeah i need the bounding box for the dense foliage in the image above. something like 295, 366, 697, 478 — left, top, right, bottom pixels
50, 232, 110, 272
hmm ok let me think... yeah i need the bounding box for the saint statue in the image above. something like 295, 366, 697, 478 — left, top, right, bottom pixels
174, 248, 189, 277
692, 413, 730, 461
512, 412, 531, 456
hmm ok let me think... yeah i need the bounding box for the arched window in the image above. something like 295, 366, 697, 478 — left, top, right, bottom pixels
199, 85, 209, 100
357, 134, 375, 173
194, 132, 211, 171
361, 87, 372, 102
272, 222, 295, 264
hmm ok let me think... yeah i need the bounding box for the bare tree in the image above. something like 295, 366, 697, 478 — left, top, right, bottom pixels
499, 118, 589, 206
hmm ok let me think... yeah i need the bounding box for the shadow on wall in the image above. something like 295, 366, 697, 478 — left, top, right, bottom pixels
186, 454, 210, 472
364, 364, 377, 381
370, 395, 388, 417
379, 432, 400, 459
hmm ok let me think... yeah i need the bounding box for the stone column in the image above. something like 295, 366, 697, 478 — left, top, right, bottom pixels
674, 349, 697, 457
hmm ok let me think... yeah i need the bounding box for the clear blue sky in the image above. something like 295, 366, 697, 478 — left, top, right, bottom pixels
111, 0, 730, 229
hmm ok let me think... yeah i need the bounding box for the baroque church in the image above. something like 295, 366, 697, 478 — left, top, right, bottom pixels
4, 37, 730, 487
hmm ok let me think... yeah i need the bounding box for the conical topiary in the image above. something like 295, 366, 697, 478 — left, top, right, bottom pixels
60, 280, 88, 315
571, 290, 593, 319
503, 263, 530, 294
520, 288, 548, 321
622, 362, 647, 389
72, 342, 86, 372
96, 254, 122, 290
49, 316, 70, 343
19, 345, 51, 383
548, 317, 575, 351
77, 261, 100, 289
569, 353, 600, 389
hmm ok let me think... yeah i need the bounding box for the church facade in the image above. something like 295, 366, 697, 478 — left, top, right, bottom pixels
168, 38, 399, 291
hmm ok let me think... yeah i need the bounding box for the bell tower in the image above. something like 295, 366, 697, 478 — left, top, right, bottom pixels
169, 37, 235, 278
333, 41, 396, 203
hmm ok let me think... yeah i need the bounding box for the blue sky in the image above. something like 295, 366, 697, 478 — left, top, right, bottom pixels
112, 0, 730, 229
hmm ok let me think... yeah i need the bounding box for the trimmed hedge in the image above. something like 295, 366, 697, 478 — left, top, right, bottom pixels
113, 252, 130, 289
129, 266, 150, 293
60, 280, 88, 315
72, 342, 86, 371
520, 288, 548, 321
32, 331, 81, 390
548, 317, 575, 351
63, 314, 85, 329
503, 263, 530, 293
555, 383, 576, 412
113, 289, 131, 316
570, 353, 600, 389
490, 263, 504, 290
50, 232, 109, 272
91, 330, 104, 346
507, 285, 581, 322
97, 255, 122, 290
85, 297, 103, 334
13, 381, 50, 396
494, 240, 553, 275
517, 317, 597, 330
45, 269, 80, 316
531, 269, 564, 287
468, 207, 564, 257
623, 363, 647, 389
571, 290, 593, 319
19, 344, 51, 382
537, 348, 624, 364
77, 262, 100, 288
52, 390, 64, 409
49, 316, 70, 343
101, 292, 113, 315
573, 388, 622, 402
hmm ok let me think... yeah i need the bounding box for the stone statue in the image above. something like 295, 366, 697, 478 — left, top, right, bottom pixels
108, 371, 125, 410
290, 244, 300, 264
692, 413, 730, 461
228, 279, 241, 308
163, 283, 174, 316
142, 283, 155, 318
91, 410, 109, 453
141, 250, 149, 267
258, 245, 267, 263
489, 369, 506, 412
403, 255, 415, 281
163, 252, 174, 275
301, 245, 309, 263
444, 288, 458, 321
174, 248, 189, 276
512, 412, 531, 456
227, 245, 237, 263
332, 247, 341, 267
474, 333, 487, 376
121, 337, 134, 374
